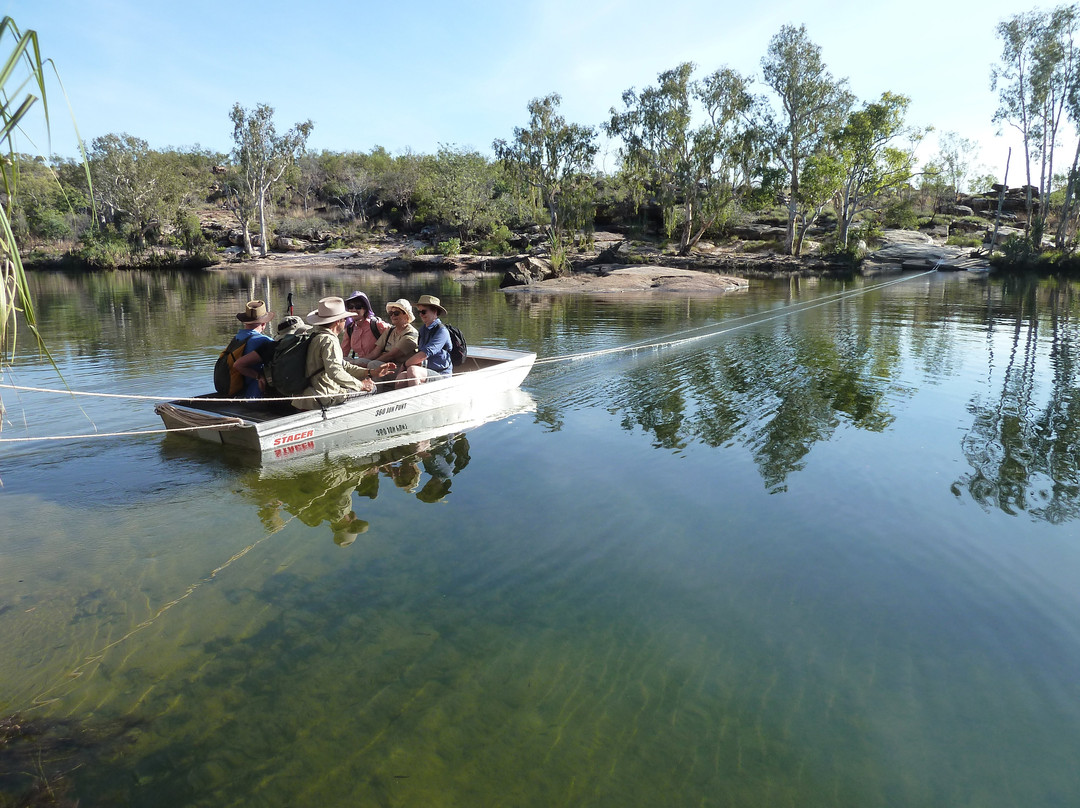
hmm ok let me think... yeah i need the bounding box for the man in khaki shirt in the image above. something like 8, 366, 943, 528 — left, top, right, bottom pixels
293, 297, 396, 410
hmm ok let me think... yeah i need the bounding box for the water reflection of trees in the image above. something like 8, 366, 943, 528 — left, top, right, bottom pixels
953, 277, 1080, 523
611, 311, 903, 492
241, 433, 472, 545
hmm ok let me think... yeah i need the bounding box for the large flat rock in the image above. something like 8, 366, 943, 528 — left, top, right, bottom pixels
505, 264, 749, 294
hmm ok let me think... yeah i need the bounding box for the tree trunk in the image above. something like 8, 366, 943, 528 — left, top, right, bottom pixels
991, 148, 1012, 255
784, 196, 797, 255
679, 198, 694, 256
793, 212, 806, 257
1056, 139, 1080, 249
257, 193, 269, 258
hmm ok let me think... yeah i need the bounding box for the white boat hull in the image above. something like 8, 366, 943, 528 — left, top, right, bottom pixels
156, 346, 536, 456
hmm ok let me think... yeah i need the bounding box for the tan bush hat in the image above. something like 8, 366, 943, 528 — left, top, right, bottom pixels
237, 300, 274, 324
385, 298, 415, 323
305, 296, 351, 325
415, 294, 446, 316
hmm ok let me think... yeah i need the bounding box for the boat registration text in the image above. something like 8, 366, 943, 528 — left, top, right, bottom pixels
374, 403, 407, 418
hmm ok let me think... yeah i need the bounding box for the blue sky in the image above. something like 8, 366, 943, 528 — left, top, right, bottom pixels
10, 0, 1047, 187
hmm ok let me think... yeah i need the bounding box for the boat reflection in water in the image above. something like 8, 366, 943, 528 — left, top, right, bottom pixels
164, 387, 535, 545
245, 429, 476, 546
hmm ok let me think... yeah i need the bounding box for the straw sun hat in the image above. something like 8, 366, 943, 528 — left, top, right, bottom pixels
385, 298, 415, 323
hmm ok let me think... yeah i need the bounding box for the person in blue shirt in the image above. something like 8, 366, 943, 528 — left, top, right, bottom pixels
233, 300, 275, 398
396, 294, 452, 388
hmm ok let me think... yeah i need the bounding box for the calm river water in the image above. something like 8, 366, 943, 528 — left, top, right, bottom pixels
2, 266, 1079, 807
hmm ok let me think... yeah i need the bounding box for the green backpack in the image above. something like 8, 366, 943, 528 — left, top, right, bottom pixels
264, 333, 315, 396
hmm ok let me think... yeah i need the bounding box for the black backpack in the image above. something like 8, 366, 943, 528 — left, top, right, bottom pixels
264, 333, 315, 396
214, 336, 250, 395
445, 323, 467, 368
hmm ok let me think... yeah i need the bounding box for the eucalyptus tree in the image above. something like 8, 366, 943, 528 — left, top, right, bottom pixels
422, 145, 501, 242
936, 131, 978, 197
88, 133, 186, 250
992, 5, 1080, 241
832, 92, 923, 250
378, 149, 426, 227
606, 62, 757, 255
224, 102, 312, 256
761, 24, 854, 256
493, 93, 598, 271
11, 154, 86, 246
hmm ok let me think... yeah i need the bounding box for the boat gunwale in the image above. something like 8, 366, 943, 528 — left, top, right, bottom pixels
156, 346, 536, 451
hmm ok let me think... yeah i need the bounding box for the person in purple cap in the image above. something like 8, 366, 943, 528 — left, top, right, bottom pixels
342, 290, 388, 360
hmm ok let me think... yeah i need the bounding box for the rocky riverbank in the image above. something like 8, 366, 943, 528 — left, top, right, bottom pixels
220, 227, 990, 294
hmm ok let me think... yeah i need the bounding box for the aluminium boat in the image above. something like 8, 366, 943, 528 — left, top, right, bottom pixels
155, 346, 536, 457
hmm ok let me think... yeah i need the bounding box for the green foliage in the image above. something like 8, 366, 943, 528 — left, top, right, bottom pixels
494, 93, 598, 259
89, 133, 189, 252
275, 215, 332, 240
883, 198, 919, 230
436, 237, 460, 256
74, 226, 133, 270
761, 23, 854, 255
947, 233, 984, 248
1001, 233, 1038, 264
419, 145, 503, 240
606, 62, 757, 255
830, 92, 922, 249
548, 231, 572, 274
478, 224, 513, 255
1, 17, 57, 356
27, 206, 72, 241
173, 209, 204, 252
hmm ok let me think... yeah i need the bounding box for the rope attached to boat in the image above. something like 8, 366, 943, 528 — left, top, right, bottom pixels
1, 270, 936, 444
532, 269, 937, 366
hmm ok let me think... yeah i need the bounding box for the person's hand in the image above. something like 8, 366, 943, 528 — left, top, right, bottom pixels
376, 363, 396, 377
361, 378, 374, 392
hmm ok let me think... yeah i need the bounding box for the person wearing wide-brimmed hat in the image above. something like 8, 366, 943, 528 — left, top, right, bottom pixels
350, 298, 419, 374
395, 294, 452, 388
293, 296, 396, 410
231, 300, 275, 398
232, 315, 311, 397
342, 290, 389, 360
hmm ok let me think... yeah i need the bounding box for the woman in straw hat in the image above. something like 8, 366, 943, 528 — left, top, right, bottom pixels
294, 297, 396, 410
349, 298, 419, 374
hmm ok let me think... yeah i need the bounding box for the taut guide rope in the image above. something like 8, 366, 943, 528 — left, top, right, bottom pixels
0, 271, 936, 444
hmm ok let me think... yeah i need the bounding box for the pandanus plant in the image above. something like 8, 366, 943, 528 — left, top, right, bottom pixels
0, 16, 47, 361
0, 16, 90, 364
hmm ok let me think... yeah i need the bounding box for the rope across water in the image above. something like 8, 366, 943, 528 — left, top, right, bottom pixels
1, 271, 936, 444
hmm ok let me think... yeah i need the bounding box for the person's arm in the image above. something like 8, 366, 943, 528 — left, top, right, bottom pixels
382, 330, 419, 363
315, 333, 374, 392
363, 328, 391, 361
408, 325, 449, 368
234, 348, 264, 379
